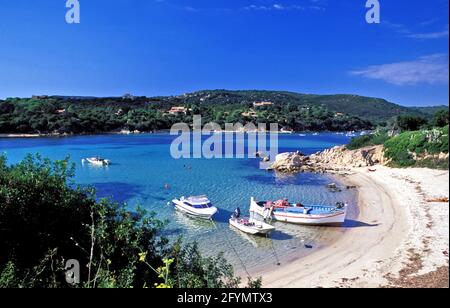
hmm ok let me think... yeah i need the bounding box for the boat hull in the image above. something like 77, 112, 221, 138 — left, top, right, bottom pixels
229, 218, 275, 235
250, 198, 347, 225
173, 200, 218, 219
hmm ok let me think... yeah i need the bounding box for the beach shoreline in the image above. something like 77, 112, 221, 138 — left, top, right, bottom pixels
254, 166, 449, 288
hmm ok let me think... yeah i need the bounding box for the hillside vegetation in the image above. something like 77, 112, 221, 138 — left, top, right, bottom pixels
384, 125, 449, 168
1, 90, 445, 135
347, 109, 449, 169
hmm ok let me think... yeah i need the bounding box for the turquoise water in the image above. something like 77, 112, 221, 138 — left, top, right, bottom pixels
0, 133, 357, 274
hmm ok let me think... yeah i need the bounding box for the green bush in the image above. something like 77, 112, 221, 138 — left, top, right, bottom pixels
433, 109, 449, 128
347, 131, 390, 150
384, 126, 449, 168
396, 115, 428, 132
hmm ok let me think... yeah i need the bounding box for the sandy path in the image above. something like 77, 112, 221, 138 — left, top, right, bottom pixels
259, 166, 449, 288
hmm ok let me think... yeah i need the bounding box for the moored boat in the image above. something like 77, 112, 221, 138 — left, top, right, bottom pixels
172, 195, 218, 219
250, 197, 347, 225
82, 157, 111, 166
229, 217, 275, 236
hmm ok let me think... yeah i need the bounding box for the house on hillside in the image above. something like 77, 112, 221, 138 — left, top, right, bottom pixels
241, 110, 258, 118
167, 106, 189, 115
253, 101, 273, 108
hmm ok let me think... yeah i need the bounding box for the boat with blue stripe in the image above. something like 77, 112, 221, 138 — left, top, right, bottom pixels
250, 197, 347, 225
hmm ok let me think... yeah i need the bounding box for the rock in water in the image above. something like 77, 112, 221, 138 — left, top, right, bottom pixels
269, 145, 386, 173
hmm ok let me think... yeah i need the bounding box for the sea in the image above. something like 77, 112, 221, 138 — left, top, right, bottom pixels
0, 132, 358, 275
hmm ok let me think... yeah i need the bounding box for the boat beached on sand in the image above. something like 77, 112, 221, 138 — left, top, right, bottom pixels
172, 195, 218, 219
229, 217, 275, 236
250, 197, 347, 225
82, 157, 111, 166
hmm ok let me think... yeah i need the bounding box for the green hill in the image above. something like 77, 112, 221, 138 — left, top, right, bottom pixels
0, 90, 447, 135
162, 90, 437, 123
409, 105, 449, 117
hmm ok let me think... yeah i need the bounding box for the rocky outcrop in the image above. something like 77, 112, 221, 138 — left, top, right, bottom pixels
269, 151, 310, 172
269, 145, 386, 173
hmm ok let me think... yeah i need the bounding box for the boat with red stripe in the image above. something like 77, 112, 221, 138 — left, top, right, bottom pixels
250, 197, 347, 225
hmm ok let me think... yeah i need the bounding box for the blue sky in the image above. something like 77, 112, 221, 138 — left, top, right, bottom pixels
0, 0, 448, 106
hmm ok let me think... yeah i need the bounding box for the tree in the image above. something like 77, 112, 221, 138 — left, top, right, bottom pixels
396, 115, 428, 132
433, 110, 449, 128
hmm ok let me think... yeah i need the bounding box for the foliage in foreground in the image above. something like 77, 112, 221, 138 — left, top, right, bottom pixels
0, 155, 260, 288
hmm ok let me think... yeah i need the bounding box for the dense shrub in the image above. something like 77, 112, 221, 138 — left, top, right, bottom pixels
384, 126, 449, 168
347, 131, 390, 150
396, 115, 428, 132
433, 109, 449, 128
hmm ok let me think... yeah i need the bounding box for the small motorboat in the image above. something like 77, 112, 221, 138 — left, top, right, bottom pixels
250, 197, 347, 225
229, 217, 275, 236
172, 195, 218, 219
82, 157, 111, 166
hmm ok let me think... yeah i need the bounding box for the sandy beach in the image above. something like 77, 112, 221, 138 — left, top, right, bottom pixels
258, 166, 449, 288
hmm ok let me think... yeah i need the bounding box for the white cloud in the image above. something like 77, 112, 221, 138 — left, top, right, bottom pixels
407, 25, 449, 40
244, 4, 305, 11
383, 21, 449, 40
351, 54, 449, 86
243, 1, 325, 12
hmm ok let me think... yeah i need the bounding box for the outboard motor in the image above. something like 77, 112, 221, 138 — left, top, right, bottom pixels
233, 207, 241, 219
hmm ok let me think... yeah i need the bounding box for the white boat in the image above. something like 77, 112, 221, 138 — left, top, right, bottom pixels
82, 157, 111, 166
229, 217, 275, 236
345, 131, 357, 137
250, 197, 347, 225
172, 195, 218, 219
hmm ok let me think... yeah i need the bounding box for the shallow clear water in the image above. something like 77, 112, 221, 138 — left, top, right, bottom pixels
0, 133, 357, 273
